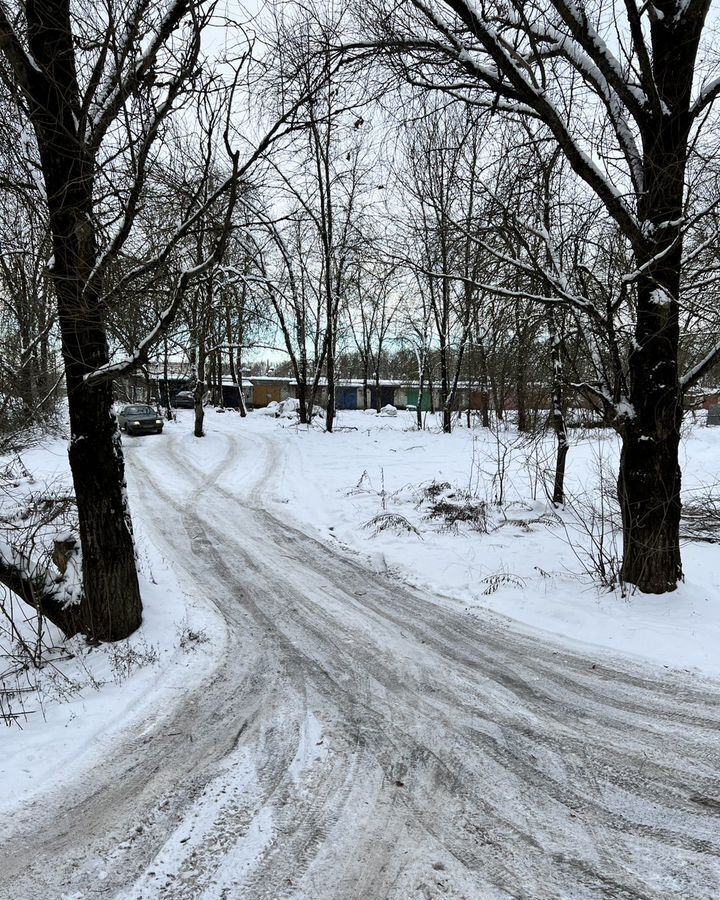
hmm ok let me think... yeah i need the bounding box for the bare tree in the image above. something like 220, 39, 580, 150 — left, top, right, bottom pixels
395, 100, 493, 432
0, 154, 58, 432
346, 256, 400, 412
362, 0, 720, 592
0, 0, 249, 638
263, 1, 375, 431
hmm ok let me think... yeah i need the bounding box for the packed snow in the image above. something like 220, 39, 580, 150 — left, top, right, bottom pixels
0, 436, 226, 817
206, 407, 720, 677
2, 407, 719, 899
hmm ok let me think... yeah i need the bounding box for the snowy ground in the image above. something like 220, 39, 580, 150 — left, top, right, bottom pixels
0, 435, 226, 816
233, 407, 720, 677
1, 408, 719, 899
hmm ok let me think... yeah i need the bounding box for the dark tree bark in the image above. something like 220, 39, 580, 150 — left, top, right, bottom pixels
547, 309, 569, 507
416, 374, 424, 429
614, 11, 703, 592
514, 303, 530, 433
20, 0, 142, 639
194, 341, 206, 438
296, 377, 308, 423
326, 315, 336, 431
162, 337, 173, 420
0, 0, 247, 633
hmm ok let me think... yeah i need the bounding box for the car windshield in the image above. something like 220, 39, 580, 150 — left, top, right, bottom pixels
123, 405, 155, 415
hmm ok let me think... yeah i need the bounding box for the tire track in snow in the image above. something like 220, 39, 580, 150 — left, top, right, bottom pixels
134, 426, 715, 896
1, 419, 718, 899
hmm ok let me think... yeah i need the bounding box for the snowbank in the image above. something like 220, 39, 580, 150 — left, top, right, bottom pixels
231, 410, 720, 678
0, 431, 226, 816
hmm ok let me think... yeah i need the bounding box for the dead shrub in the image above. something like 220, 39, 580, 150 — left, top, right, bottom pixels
480, 571, 526, 594
426, 498, 489, 533
363, 512, 422, 537
423, 480, 452, 500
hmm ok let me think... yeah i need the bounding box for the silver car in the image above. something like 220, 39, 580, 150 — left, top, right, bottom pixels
117, 404, 164, 436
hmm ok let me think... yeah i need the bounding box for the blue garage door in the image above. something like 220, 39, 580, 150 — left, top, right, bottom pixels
336, 386, 358, 409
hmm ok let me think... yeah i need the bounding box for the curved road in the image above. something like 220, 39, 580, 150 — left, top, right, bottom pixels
1, 421, 719, 899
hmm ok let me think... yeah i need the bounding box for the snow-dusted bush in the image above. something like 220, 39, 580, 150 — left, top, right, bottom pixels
0, 453, 81, 725
363, 511, 421, 537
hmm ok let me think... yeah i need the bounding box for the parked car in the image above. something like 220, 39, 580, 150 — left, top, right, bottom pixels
172, 390, 195, 408
117, 404, 164, 436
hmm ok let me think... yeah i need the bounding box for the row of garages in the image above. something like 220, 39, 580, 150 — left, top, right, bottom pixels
123, 371, 543, 413
124, 367, 720, 415
248, 377, 492, 411
251, 377, 404, 410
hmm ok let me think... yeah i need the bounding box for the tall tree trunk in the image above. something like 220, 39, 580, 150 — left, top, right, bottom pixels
619, 260, 684, 591
236, 349, 247, 417
40, 327, 53, 416
478, 344, 491, 428
162, 337, 173, 420
194, 343, 206, 437
362, 359, 370, 411
226, 337, 236, 389
618, 422, 681, 592
326, 319, 336, 432
547, 309, 569, 506
207, 352, 216, 406
26, 0, 141, 640
216, 350, 224, 409
439, 339, 451, 433
225, 307, 238, 411
415, 347, 426, 430
616, 15, 700, 594
296, 377, 308, 424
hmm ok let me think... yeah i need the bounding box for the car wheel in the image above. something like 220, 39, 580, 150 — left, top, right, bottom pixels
126, 427, 135, 436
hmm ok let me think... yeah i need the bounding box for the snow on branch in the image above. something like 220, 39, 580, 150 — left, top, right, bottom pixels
405, 72, 539, 118
87, 0, 195, 150
570, 380, 610, 404
680, 339, 720, 392
433, 208, 604, 323
0, 541, 60, 617
414, 264, 597, 314
569, 381, 626, 416
85, 151, 240, 386
410, 0, 643, 248
691, 74, 720, 120
547, 1, 649, 119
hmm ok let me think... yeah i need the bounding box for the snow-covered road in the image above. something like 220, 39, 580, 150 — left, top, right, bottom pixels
2, 421, 719, 899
